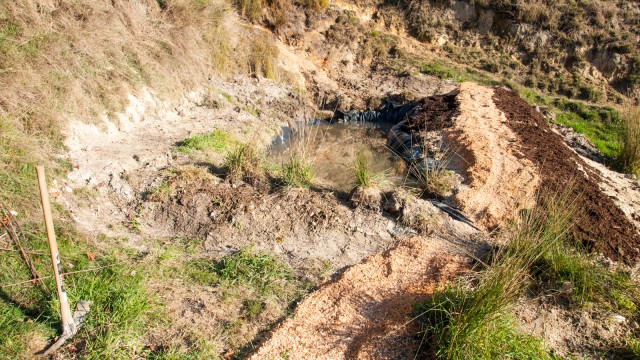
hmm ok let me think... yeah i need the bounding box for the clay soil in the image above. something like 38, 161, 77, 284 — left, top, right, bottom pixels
493, 87, 640, 264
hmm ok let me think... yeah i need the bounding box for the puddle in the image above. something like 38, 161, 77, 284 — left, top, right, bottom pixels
271, 122, 406, 192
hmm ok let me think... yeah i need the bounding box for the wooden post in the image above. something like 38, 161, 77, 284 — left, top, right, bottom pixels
36, 165, 75, 336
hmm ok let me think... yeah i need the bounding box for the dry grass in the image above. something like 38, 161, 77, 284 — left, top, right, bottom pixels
225, 144, 266, 185
249, 32, 279, 79
0, 0, 284, 215
618, 106, 640, 176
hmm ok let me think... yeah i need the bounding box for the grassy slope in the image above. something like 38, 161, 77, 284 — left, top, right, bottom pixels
0, 0, 638, 358
0, 1, 283, 358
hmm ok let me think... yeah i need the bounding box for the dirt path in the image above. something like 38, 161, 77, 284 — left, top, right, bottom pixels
445, 83, 540, 231
248, 233, 475, 360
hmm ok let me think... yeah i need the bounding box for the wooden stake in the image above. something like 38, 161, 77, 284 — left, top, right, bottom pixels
36, 165, 75, 336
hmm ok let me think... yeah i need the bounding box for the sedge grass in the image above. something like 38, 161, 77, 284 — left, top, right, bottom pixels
279, 156, 314, 189
224, 143, 265, 185
415, 193, 574, 359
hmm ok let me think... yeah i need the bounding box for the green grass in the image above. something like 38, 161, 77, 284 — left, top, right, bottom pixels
176, 129, 231, 154
211, 247, 293, 296
0, 223, 150, 359
532, 243, 640, 310
553, 100, 622, 157
414, 193, 574, 359
279, 156, 313, 189
188, 247, 296, 296
420, 62, 497, 86
0, 300, 53, 359
224, 143, 264, 185
66, 257, 149, 359
353, 153, 373, 188
528, 195, 640, 311
415, 296, 553, 360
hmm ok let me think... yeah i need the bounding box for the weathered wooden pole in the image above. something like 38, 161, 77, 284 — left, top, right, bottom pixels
36, 165, 75, 336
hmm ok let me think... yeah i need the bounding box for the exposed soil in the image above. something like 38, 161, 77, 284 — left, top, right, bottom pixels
514, 297, 636, 359
144, 182, 406, 271
445, 83, 541, 231
493, 87, 640, 264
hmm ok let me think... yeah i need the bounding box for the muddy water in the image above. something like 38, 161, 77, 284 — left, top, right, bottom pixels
271, 122, 406, 192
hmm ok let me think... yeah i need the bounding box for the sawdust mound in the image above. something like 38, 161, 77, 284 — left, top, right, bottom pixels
493, 87, 640, 263
445, 83, 541, 231
248, 236, 470, 360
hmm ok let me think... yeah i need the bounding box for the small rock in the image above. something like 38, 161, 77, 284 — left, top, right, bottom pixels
611, 314, 626, 323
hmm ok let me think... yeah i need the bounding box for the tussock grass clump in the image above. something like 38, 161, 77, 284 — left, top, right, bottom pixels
354, 153, 373, 188
176, 129, 231, 154
250, 33, 279, 79
279, 156, 314, 189
411, 162, 456, 199
618, 106, 640, 176
224, 143, 265, 185
415, 195, 574, 359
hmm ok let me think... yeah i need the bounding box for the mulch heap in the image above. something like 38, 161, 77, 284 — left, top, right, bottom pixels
402, 92, 459, 133
493, 87, 640, 264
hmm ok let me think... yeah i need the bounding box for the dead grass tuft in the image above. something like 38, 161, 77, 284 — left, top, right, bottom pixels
249, 32, 279, 79
618, 106, 640, 176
